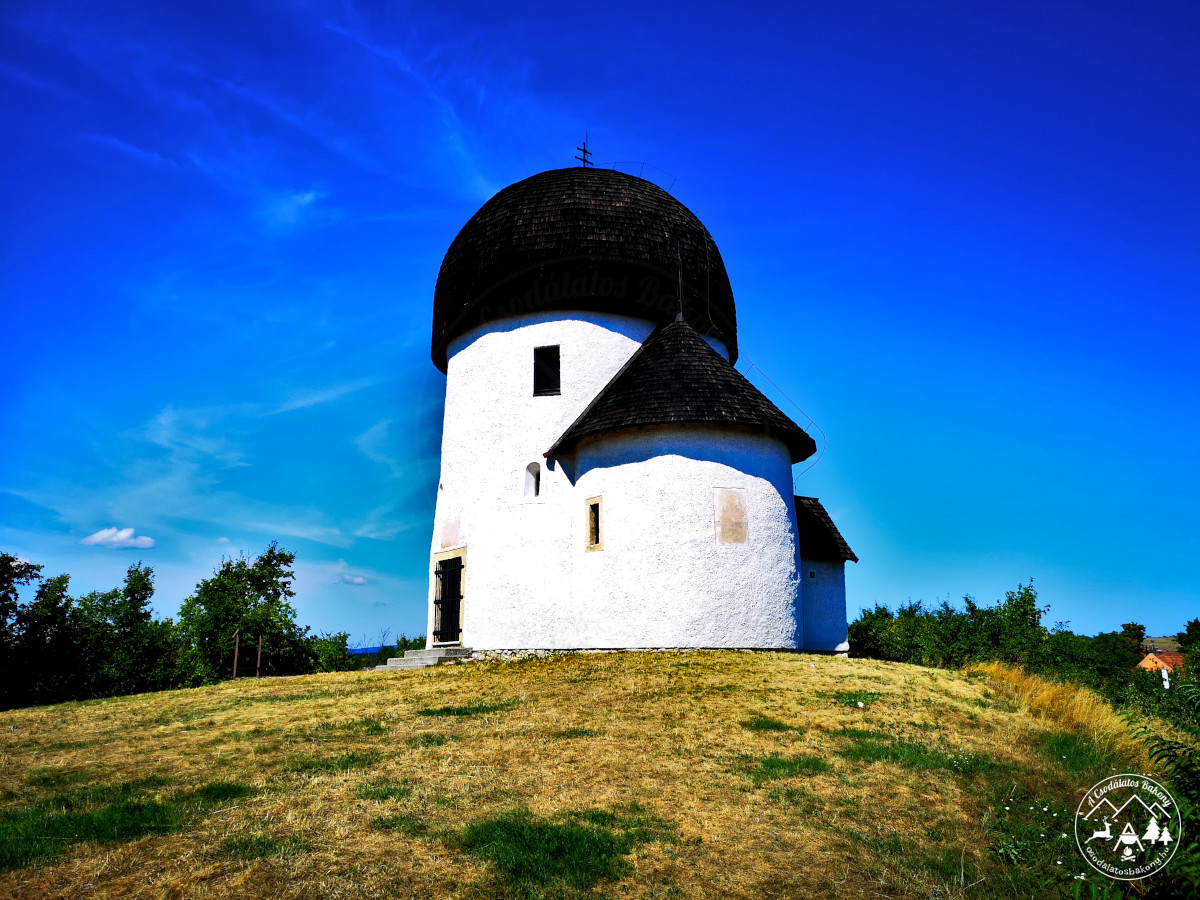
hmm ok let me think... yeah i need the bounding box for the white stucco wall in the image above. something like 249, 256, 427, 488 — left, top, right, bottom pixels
566, 428, 802, 648
426, 311, 795, 650
798, 559, 850, 652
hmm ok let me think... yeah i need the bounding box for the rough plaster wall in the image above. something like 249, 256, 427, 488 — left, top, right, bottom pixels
799, 559, 850, 652
428, 312, 656, 646
569, 428, 801, 648
427, 311, 772, 650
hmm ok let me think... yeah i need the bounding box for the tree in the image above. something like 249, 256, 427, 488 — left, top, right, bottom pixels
0, 553, 43, 708
14, 573, 80, 706
75, 563, 179, 697
1121, 622, 1147, 652
1143, 817, 1161, 844
1176, 619, 1200, 653
177, 543, 311, 685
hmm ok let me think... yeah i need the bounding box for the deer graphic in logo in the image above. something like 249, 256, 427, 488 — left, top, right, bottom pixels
1085, 816, 1112, 845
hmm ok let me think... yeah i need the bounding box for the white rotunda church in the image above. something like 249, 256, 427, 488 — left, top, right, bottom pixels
423, 167, 856, 654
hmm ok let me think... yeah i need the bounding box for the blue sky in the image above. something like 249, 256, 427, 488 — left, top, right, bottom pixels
2, 1, 1197, 643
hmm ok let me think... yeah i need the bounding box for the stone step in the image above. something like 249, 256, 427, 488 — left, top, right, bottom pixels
374, 657, 437, 670
373, 647, 474, 671
403, 647, 473, 659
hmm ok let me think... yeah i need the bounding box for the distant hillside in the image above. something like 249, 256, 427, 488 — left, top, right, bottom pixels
0, 651, 1150, 899
1147, 635, 1182, 652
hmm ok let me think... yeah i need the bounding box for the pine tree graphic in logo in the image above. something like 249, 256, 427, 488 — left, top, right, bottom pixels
1074, 774, 1182, 880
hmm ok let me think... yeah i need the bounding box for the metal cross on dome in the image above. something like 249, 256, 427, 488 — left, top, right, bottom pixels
574, 134, 593, 167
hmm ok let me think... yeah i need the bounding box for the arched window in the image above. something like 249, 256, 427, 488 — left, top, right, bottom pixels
524, 462, 541, 497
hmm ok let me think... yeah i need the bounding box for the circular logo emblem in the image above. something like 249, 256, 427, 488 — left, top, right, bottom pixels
1075, 774, 1183, 880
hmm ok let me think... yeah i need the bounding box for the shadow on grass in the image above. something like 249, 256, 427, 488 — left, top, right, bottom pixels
740, 714, 799, 733
417, 699, 520, 717
455, 803, 674, 897
217, 834, 307, 860
371, 813, 428, 836
737, 753, 830, 786
356, 778, 411, 802
286, 750, 382, 774
0, 775, 251, 872
550, 728, 602, 740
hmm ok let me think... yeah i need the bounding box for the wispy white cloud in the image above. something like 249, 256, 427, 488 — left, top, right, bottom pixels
146, 404, 248, 467
353, 499, 422, 542
323, 20, 493, 199
85, 133, 178, 166
260, 188, 327, 227
354, 419, 404, 477
81, 527, 155, 549
340, 573, 367, 585
0, 60, 76, 100
272, 377, 379, 414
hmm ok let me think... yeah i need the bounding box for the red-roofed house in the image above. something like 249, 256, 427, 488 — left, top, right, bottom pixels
1138, 652, 1186, 674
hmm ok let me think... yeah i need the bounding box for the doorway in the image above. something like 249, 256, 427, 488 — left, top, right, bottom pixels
433, 554, 464, 644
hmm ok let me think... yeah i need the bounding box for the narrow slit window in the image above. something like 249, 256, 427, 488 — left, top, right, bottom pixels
533, 345, 560, 396
525, 462, 541, 497
586, 497, 602, 550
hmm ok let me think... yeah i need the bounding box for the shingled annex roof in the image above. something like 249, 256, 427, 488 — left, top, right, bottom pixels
545, 320, 815, 463
793, 496, 859, 563
431, 167, 738, 372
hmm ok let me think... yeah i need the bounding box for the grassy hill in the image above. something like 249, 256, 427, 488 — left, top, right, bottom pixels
0, 651, 1148, 899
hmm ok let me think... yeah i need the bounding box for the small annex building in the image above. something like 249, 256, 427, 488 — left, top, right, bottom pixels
423, 166, 856, 653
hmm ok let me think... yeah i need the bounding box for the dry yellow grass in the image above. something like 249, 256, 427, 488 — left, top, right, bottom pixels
967, 661, 1151, 768
0, 651, 1146, 899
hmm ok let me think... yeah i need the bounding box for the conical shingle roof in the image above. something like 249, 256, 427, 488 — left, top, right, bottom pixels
793, 496, 858, 563
546, 321, 815, 463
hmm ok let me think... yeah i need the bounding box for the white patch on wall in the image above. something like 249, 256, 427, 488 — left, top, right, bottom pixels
440, 517, 461, 549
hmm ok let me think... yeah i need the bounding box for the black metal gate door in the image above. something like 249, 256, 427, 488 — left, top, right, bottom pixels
433, 556, 462, 643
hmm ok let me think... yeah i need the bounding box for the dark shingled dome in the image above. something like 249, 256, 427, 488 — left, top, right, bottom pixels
431, 167, 738, 371
546, 320, 814, 463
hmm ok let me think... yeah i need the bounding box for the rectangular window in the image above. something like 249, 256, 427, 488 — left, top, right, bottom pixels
533, 345, 561, 396
586, 496, 603, 550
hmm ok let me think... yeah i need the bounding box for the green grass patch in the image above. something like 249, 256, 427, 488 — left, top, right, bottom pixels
356, 778, 411, 802
815, 689, 884, 707
46, 740, 92, 750
1035, 730, 1111, 776
195, 781, 257, 804
740, 714, 798, 733
984, 791, 1078, 896
405, 732, 455, 748
738, 753, 830, 785
766, 786, 823, 814
0, 797, 184, 871
286, 750, 382, 774
456, 803, 674, 896
827, 726, 887, 740
551, 727, 602, 740
837, 737, 1002, 777
217, 834, 307, 860
416, 698, 519, 717
25, 769, 91, 789
845, 826, 904, 856
371, 813, 428, 836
